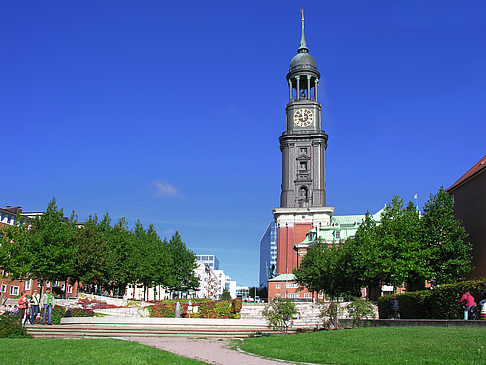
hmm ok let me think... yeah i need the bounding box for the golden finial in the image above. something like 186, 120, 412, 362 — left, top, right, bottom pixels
298, 8, 308, 52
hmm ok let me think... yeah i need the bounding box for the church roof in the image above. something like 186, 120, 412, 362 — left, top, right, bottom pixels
295, 208, 384, 247
268, 273, 296, 282
448, 155, 486, 192
290, 52, 317, 70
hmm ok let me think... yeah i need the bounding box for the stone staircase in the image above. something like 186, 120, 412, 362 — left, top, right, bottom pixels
25, 317, 297, 339
26, 303, 330, 339
241, 302, 323, 328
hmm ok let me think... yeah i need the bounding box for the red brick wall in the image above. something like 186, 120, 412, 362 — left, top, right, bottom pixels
276, 223, 313, 275
268, 280, 315, 300
1, 275, 78, 300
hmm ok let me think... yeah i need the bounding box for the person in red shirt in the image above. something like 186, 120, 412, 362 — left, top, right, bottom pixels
17, 292, 28, 325
459, 291, 476, 320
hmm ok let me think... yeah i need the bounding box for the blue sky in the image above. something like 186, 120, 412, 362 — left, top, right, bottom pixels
2, 1, 485, 287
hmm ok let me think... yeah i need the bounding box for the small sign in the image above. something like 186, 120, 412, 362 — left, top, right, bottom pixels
188, 300, 193, 306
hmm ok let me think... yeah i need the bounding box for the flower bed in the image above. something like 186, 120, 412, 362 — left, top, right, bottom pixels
77, 296, 125, 310
149, 299, 242, 319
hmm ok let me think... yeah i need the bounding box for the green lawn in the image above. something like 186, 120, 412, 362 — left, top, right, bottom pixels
240, 327, 486, 365
0, 338, 206, 365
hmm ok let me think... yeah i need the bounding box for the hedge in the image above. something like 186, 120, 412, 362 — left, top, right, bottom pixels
149, 299, 242, 319
378, 279, 484, 319
0, 314, 31, 338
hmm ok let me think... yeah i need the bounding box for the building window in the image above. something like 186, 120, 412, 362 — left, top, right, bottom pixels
304, 293, 310, 298
67, 285, 73, 294
46, 281, 51, 288
25, 280, 31, 291
276, 283, 281, 289
37, 281, 42, 288
299, 161, 307, 170
275, 294, 281, 298
286, 283, 298, 288
10, 286, 19, 296
300, 147, 307, 154
299, 186, 308, 200
286, 293, 299, 298
1, 284, 6, 293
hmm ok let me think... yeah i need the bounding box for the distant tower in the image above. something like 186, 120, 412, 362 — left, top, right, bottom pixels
273, 11, 334, 275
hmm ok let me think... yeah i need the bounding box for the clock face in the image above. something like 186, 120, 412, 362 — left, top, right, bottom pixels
294, 108, 313, 127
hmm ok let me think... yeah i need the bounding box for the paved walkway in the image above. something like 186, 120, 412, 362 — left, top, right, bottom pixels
123, 336, 300, 365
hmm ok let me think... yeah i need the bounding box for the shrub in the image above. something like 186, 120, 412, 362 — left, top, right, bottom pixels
320, 301, 340, 329
49, 306, 95, 325
345, 298, 376, 327
262, 297, 298, 334
0, 314, 31, 338
378, 279, 484, 319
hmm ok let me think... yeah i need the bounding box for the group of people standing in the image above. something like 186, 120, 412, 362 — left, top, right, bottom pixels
3, 288, 56, 325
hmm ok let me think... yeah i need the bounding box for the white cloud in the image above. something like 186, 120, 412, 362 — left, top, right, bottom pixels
151, 180, 181, 198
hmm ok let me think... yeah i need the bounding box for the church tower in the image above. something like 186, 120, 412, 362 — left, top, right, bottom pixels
273, 11, 334, 275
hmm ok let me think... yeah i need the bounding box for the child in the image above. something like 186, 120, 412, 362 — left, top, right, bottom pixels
459, 291, 476, 320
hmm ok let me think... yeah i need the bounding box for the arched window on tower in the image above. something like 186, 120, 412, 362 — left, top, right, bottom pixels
298, 186, 309, 207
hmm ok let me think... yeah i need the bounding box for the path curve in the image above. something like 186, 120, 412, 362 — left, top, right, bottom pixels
123, 336, 299, 365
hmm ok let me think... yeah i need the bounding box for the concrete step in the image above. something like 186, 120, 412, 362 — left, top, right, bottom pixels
26, 324, 299, 339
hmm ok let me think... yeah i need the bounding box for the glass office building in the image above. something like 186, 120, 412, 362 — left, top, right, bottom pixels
259, 221, 277, 288
196, 254, 220, 270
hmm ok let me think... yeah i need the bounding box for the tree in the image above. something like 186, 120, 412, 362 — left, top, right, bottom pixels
220, 289, 231, 300
422, 186, 472, 284
0, 213, 31, 280
166, 232, 199, 292
294, 240, 361, 299
26, 198, 77, 289
71, 214, 110, 288
0, 214, 31, 302
105, 217, 133, 296
349, 197, 426, 289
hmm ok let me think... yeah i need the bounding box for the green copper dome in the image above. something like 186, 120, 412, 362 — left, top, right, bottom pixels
289, 52, 317, 71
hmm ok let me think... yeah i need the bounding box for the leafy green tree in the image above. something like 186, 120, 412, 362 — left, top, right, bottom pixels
0, 214, 31, 302
0, 214, 31, 280
294, 240, 361, 299
350, 197, 425, 289
71, 214, 110, 287
220, 289, 231, 300
166, 232, 199, 292
26, 198, 77, 288
106, 217, 133, 295
422, 187, 472, 284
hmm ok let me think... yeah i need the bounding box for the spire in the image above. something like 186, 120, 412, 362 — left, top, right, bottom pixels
298, 8, 309, 53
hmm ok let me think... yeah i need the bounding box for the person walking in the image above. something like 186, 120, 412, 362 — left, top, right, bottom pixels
459, 290, 476, 320
29, 289, 41, 324
18, 292, 28, 325
41, 288, 55, 325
